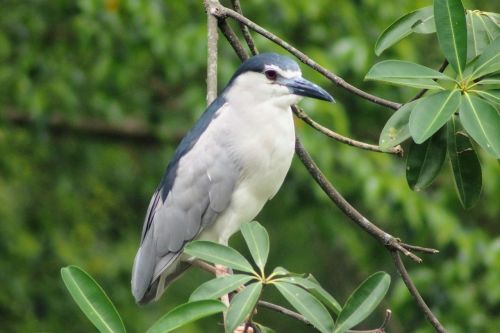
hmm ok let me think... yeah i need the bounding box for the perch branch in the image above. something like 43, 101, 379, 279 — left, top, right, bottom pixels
391, 252, 447, 333
218, 19, 250, 61
207, 2, 402, 111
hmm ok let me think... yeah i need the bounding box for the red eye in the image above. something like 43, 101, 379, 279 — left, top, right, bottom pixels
265, 70, 278, 81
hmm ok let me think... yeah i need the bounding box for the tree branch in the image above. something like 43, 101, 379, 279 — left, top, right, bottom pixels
207, 2, 402, 111
204, 0, 220, 105
218, 18, 249, 61
292, 106, 403, 156
295, 137, 438, 262
230, 0, 259, 56
391, 252, 447, 333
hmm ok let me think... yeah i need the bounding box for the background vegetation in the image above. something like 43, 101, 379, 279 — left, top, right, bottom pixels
0, 0, 498, 332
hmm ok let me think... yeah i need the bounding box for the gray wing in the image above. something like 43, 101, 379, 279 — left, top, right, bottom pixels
131, 101, 239, 304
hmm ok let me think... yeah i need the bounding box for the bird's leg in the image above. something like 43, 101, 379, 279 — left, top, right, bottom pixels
215, 264, 231, 307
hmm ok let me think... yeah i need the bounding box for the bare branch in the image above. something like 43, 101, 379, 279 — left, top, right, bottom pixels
230, 0, 259, 55
391, 252, 447, 333
292, 106, 403, 155
204, 0, 220, 105
218, 18, 249, 61
207, 2, 402, 111
295, 137, 435, 263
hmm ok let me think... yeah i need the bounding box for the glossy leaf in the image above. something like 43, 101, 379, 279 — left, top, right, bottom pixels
271, 266, 292, 278
471, 36, 500, 79
226, 282, 262, 333
333, 272, 391, 333
379, 100, 417, 150
184, 241, 254, 273
254, 323, 277, 333
375, 6, 434, 55
147, 300, 226, 333
467, 11, 499, 60
277, 275, 342, 314
366, 60, 454, 79
476, 74, 500, 88
409, 90, 461, 143
459, 94, 500, 158
241, 221, 269, 274
406, 127, 447, 191
189, 274, 254, 302
60, 266, 125, 333
447, 117, 482, 208
474, 90, 500, 105
275, 282, 334, 333
434, 0, 467, 77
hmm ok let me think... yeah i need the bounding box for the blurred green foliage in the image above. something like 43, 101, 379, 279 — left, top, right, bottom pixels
0, 0, 498, 332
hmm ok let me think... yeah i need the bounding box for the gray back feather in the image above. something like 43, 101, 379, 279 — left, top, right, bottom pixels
131, 97, 239, 304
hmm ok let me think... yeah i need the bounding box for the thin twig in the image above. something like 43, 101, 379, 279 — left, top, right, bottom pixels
295, 137, 434, 263
204, 0, 220, 105
258, 300, 312, 326
207, 2, 402, 111
292, 106, 403, 155
218, 18, 249, 61
230, 0, 259, 55
410, 59, 449, 102
391, 252, 447, 333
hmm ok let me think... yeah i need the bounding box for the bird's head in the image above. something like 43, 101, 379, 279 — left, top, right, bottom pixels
223, 53, 334, 108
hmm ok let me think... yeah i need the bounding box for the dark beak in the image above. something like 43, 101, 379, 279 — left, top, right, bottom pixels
282, 77, 335, 102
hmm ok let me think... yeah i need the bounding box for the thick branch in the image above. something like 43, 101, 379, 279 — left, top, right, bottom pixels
391, 252, 447, 333
208, 3, 401, 111
204, 0, 220, 105
292, 106, 403, 155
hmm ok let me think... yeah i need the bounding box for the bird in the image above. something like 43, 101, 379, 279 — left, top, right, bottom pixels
131, 53, 334, 304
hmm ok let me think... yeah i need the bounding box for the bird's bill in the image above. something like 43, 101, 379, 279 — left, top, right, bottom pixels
282, 77, 335, 102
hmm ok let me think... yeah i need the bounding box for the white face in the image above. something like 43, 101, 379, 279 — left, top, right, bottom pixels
224, 66, 303, 109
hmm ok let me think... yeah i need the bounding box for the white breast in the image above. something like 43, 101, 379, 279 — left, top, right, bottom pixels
200, 101, 296, 244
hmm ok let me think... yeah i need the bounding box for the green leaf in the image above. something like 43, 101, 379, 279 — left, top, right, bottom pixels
333, 272, 391, 333
240, 221, 270, 274
375, 6, 434, 55
471, 36, 500, 79
226, 282, 262, 333
379, 100, 417, 150
459, 93, 500, 158
189, 274, 254, 302
409, 90, 461, 143
270, 266, 292, 278
473, 90, 500, 105
406, 127, 447, 191
365, 60, 453, 90
476, 74, 500, 88
254, 323, 277, 333
60, 266, 125, 333
275, 282, 334, 333
447, 117, 482, 208
434, 0, 467, 77
184, 241, 254, 273
147, 300, 226, 333
277, 276, 342, 314
466, 11, 499, 60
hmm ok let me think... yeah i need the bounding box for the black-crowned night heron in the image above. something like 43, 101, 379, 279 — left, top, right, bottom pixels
132, 53, 334, 304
